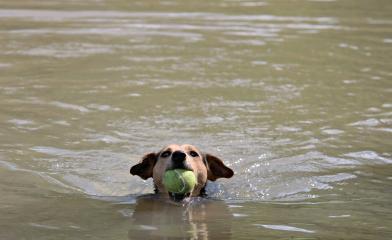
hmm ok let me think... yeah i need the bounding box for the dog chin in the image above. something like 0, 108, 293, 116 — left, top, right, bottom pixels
168, 192, 191, 202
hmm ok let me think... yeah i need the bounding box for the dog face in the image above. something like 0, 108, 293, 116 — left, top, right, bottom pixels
130, 144, 234, 201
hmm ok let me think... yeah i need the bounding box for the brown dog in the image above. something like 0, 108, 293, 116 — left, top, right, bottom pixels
130, 144, 234, 201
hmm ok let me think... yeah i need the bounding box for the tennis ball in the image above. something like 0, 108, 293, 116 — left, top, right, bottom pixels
163, 169, 197, 194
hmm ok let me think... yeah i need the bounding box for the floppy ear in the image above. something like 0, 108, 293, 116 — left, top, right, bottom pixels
205, 154, 234, 181
130, 153, 157, 180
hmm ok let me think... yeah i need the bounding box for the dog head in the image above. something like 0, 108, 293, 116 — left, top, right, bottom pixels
130, 144, 234, 201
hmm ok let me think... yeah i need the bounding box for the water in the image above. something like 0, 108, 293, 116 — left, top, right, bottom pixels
0, 0, 391, 239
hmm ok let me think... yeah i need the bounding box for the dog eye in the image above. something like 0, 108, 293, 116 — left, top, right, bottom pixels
189, 151, 199, 157
161, 151, 171, 158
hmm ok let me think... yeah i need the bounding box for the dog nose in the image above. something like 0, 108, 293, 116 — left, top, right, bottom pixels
172, 151, 186, 163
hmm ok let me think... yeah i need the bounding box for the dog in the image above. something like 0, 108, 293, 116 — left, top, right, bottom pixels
130, 144, 234, 201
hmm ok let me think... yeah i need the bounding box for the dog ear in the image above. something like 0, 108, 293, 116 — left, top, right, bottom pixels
205, 154, 234, 181
130, 153, 157, 180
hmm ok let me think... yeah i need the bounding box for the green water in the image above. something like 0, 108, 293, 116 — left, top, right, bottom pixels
0, 0, 391, 239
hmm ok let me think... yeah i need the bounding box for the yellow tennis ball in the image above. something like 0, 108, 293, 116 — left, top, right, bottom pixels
163, 169, 197, 194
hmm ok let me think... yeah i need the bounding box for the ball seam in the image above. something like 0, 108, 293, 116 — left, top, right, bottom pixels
174, 169, 186, 193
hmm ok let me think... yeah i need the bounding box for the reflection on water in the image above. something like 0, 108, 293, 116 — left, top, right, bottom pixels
0, 0, 391, 239
129, 195, 232, 239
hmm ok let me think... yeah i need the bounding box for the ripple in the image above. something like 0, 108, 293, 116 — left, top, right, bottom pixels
254, 224, 315, 233
84, 134, 125, 144
349, 118, 381, 127
8, 119, 35, 126
329, 214, 351, 218
12, 43, 114, 58
86, 104, 120, 112
321, 128, 344, 135
2, 9, 341, 48
0, 9, 338, 24
125, 56, 180, 62
344, 151, 392, 164
50, 101, 90, 113
29, 223, 60, 230
0, 63, 12, 68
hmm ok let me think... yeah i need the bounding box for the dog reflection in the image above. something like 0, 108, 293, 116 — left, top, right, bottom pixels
128, 195, 233, 240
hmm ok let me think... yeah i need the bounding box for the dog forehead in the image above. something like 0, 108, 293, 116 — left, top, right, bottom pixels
161, 144, 200, 152
181, 144, 200, 152
162, 144, 180, 151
